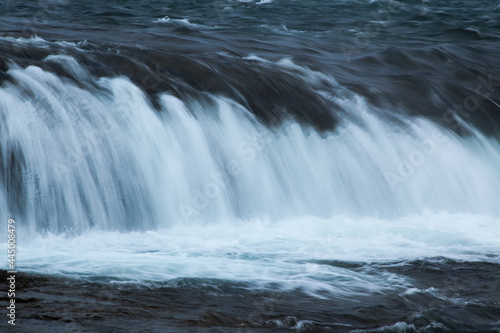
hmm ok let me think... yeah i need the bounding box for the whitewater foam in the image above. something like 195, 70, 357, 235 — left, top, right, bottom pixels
1, 211, 498, 297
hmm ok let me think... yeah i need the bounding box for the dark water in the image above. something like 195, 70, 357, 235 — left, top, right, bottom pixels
1, 0, 500, 133
2, 258, 500, 332
1, 1, 500, 332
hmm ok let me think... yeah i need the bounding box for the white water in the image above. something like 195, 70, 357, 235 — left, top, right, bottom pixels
1, 47, 500, 293
10, 213, 500, 295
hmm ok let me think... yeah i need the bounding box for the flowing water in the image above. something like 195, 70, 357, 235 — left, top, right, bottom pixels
1, 0, 500, 332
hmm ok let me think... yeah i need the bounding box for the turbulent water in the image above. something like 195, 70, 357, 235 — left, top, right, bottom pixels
1, 0, 500, 332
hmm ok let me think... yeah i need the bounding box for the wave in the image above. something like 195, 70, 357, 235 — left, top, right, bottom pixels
153, 16, 218, 30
